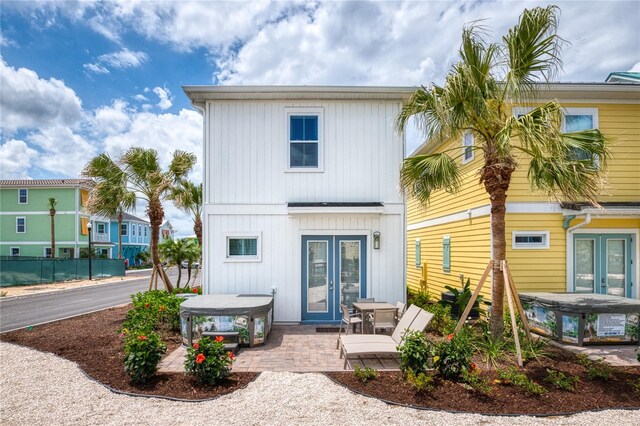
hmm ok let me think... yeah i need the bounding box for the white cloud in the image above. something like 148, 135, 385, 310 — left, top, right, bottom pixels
84, 48, 149, 74
94, 99, 132, 135
630, 62, 640, 72
0, 34, 17, 47
153, 87, 173, 110
133, 94, 149, 102
0, 139, 38, 179
0, 58, 83, 133
27, 126, 97, 177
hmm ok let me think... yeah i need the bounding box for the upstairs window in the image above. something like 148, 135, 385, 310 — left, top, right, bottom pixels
132, 224, 137, 236
564, 108, 598, 162
16, 217, 26, 233
144, 227, 147, 237
288, 109, 322, 170
462, 132, 474, 164
121, 224, 128, 236
97, 223, 106, 234
18, 189, 28, 204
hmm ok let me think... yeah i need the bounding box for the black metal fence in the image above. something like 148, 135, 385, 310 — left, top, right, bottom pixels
0, 256, 126, 287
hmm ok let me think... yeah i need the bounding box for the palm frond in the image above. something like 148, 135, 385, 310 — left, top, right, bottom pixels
168, 150, 197, 182
400, 153, 462, 205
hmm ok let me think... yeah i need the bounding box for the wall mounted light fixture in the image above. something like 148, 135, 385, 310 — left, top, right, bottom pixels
373, 231, 381, 249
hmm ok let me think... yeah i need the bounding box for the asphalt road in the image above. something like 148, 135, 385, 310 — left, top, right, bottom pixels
0, 268, 190, 333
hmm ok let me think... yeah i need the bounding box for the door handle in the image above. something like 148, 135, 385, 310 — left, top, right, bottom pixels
329, 280, 334, 290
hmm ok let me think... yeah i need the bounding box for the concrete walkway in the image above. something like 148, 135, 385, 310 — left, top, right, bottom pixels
548, 339, 639, 366
159, 325, 399, 373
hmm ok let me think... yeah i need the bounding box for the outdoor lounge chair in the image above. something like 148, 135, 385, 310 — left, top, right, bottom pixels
336, 303, 363, 348
339, 306, 434, 369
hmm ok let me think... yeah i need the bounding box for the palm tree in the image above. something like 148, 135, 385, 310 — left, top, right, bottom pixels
396, 5, 609, 335
169, 180, 202, 245
159, 238, 188, 288
182, 239, 202, 287
83, 147, 196, 292
48, 198, 57, 258
84, 179, 136, 260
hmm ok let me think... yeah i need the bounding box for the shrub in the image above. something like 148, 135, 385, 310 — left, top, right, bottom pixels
498, 367, 546, 395
629, 377, 640, 395
471, 325, 507, 368
185, 336, 235, 385
172, 287, 202, 295
407, 289, 433, 309
353, 366, 378, 384
434, 330, 473, 381
123, 290, 183, 335
544, 369, 579, 391
399, 330, 435, 375
406, 369, 434, 393
123, 330, 166, 383
461, 364, 492, 395
422, 303, 454, 336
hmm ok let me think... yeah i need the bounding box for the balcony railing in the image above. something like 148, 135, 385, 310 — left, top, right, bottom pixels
93, 233, 110, 243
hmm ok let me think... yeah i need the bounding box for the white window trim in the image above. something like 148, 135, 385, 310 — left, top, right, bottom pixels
10, 247, 20, 256
512, 107, 599, 131
512, 231, 550, 249
285, 107, 324, 173
96, 223, 106, 234
462, 131, 474, 164
18, 188, 28, 204
415, 238, 421, 268
16, 216, 26, 233
44, 247, 52, 257
121, 224, 128, 236
223, 232, 262, 262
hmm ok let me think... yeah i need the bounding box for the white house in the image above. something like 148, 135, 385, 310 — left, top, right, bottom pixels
183, 86, 413, 323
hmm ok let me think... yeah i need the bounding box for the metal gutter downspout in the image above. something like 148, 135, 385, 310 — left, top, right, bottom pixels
566, 213, 591, 233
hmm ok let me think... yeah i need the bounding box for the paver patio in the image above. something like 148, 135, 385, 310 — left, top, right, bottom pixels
159, 324, 400, 373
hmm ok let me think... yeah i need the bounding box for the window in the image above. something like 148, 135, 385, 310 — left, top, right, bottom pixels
44, 247, 52, 257
144, 227, 147, 237
10, 247, 20, 256
97, 223, 106, 234
443, 235, 451, 273
138, 225, 142, 237
462, 132, 474, 163
415, 239, 421, 267
16, 217, 26, 233
18, 189, 28, 204
288, 109, 322, 169
225, 233, 262, 261
512, 231, 550, 249
132, 224, 136, 236
99, 248, 109, 257
121, 224, 128, 236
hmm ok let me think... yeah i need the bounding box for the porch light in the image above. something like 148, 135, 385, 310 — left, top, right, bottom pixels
373, 231, 381, 249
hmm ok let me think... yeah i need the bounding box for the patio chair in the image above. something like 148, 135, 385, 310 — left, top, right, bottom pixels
372, 308, 397, 334
336, 303, 363, 349
338, 304, 421, 354
341, 308, 434, 369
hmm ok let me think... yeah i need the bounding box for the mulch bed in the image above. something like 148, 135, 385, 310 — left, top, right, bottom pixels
0, 305, 257, 400
2, 306, 639, 414
327, 346, 640, 415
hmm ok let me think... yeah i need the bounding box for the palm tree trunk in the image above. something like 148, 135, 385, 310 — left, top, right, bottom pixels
50, 210, 56, 258
117, 211, 123, 259
194, 216, 202, 247
177, 266, 182, 288
148, 200, 174, 292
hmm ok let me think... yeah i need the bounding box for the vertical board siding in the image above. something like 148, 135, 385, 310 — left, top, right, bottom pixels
205, 100, 404, 205
206, 213, 404, 321
406, 216, 491, 301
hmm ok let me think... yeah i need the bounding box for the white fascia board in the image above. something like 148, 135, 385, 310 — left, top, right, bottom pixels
562, 207, 640, 217
288, 206, 385, 215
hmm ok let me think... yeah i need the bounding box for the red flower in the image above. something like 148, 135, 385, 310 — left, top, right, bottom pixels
159, 306, 165, 311
138, 335, 147, 341
192, 288, 199, 294
470, 363, 477, 371
447, 333, 454, 341
193, 343, 199, 350
144, 303, 150, 309
215, 336, 224, 343
227, 351, 236, 360
196, 353, 206, 364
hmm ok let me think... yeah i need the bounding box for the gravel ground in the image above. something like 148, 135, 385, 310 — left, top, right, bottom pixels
1, 342, 638, 426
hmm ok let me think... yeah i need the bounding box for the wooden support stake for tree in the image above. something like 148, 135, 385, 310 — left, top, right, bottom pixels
503, 260, 532, 340
504, 265, 523, 367
455, 260, 494, 334
148, 268, 156, 291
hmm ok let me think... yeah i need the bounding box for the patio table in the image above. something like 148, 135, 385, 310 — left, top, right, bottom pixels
352, 302, 397, 334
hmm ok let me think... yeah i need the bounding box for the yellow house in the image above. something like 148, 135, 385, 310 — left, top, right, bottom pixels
406, 81, 640, 302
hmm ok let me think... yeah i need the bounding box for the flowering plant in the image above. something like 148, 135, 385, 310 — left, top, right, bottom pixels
123, 330, 166, 383
184, 336, 235, 385
434, 328, 473, 381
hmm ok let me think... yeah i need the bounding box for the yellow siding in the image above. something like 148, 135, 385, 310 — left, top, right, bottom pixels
509, 103, 640, 202
505, 213, 567, 293
407, 216, 491, 300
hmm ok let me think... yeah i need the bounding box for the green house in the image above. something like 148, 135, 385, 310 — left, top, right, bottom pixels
0, 179, 93, 258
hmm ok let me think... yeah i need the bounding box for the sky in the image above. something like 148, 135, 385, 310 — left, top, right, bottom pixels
1, 0, 639, 236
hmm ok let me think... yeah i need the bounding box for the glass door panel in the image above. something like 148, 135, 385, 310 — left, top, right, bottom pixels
307, 241, 328, 312
605, 239, 626, 297
339, 241, 361, 308
575, 239, 595, 293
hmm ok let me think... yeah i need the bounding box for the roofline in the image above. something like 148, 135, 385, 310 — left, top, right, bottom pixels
0, 180, 94, 189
